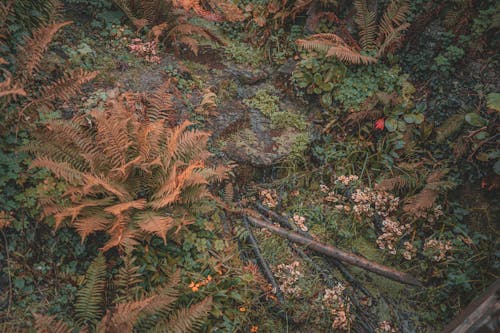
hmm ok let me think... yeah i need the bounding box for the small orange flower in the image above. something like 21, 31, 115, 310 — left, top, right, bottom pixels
239, 307, 246, 312
250, 326, 259, 332
207, 275, 212, 281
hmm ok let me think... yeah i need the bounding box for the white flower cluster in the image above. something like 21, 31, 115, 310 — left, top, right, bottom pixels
292, 214, 308, 232
402, 241, 417, 260
260, 189, 278, 208
376, 320, 398, 332
274, 261, 303, 297
376, 218, 410, 255
322, 283, 352, 331
351, 188, 400, 218
412, 205, 444, 224
424, 239, 454, 262
335, 175, 359, 186
128, 39, 161, 63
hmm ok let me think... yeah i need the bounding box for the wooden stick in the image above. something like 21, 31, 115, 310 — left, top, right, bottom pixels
246, 215, 422, 287
242, 217, 285, 302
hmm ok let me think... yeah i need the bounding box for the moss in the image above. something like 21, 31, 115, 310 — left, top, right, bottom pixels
244, 89, 308, 131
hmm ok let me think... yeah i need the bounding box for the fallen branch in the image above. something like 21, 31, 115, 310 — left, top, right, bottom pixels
255, 203, 372, 296
242, 217, 285, 302
246, 215, 422, 286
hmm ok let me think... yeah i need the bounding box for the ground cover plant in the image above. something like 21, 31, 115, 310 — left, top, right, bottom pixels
0, 0, 498, 332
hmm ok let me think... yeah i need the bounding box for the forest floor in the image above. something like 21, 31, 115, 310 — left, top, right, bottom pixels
1, 2, 498, 333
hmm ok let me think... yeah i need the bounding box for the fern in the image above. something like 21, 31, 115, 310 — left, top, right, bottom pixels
436, 114, 465, 143
75, 254, 107, 328
33, 313, 73, 333
297, 0, 410, 64
152, 296, 213, 333
29, 92, 230, 251
403, 169, 451, 213
15, 21, 72, 82
354, 0, 377, 50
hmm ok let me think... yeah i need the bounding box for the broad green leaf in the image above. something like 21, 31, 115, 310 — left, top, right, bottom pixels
465, 113, 488, 127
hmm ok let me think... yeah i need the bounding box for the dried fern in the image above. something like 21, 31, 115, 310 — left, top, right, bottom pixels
29, 92, 230, 251
436, 114, 465, 143
33, 313, 73, 333
298, 0, 410, 64
15, 21, 72, 82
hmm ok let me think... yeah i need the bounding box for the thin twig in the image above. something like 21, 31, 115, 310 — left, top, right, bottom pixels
1, 230, 12, 318
242, 216, 285, 302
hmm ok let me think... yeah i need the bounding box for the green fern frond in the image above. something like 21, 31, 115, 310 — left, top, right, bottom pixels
75, 254, 107, 328
354, 0, 377, 50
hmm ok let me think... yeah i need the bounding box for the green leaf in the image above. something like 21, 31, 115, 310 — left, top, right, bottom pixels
414, 113, 425, 124
403, 114, 416, 124
486, 92, 500, 112
464, 113, 488, 127
494, 160, 500, 175
321, 93, 332, 106
385, 118, 398, 132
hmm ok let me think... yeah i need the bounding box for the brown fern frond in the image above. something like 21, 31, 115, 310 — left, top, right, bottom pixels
33, 313, 72, 333
74, 215, 112, 241
90, 109, 133, 169
105, 199, 147, 216
379, 0, 410, 38
436, 114, 465, 143
345, 108, 382, 124
145, 83, 175, 123
354, 0, 377, 50
16, 21, 72, 82
113, 0, 149, 29
101, 227, 140, 252
53, 198, 113, 228
135, 211, 175, 243
403, 169, 447, 213
224, 182, 234, 203
375, 175, 409, 191
31, 157, 85, 184
403, 188, 438, 213
326, 44, 378, 64
0, 75, 26, 98
158, 296, 213, 333
41, 69, 98, 102
376, 22, 410, 57
296, 33, 347, 52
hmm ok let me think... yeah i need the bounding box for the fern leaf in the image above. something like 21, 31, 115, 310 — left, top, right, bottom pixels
354, 0, 377, 50
104, 199, 147, 216
16, 21, 72, 82
326, 45, 378, 64
74, 215, 112, 241
154, 296, 212, 333
40, 69, 98, 102
30, 157, 85, 184
135, 211, 174, 243
90, 109, 133, 169
114, 253, 143, 302
76, 254, 107, 327
436, 114, 465, 143
33, 313, 72, 333
376, 22, 409, 57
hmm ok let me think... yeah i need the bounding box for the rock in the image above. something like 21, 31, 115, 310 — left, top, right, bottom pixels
228, 67, 268, 85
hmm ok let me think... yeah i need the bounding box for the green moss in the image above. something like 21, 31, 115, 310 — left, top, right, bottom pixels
244, 89, 308, 130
